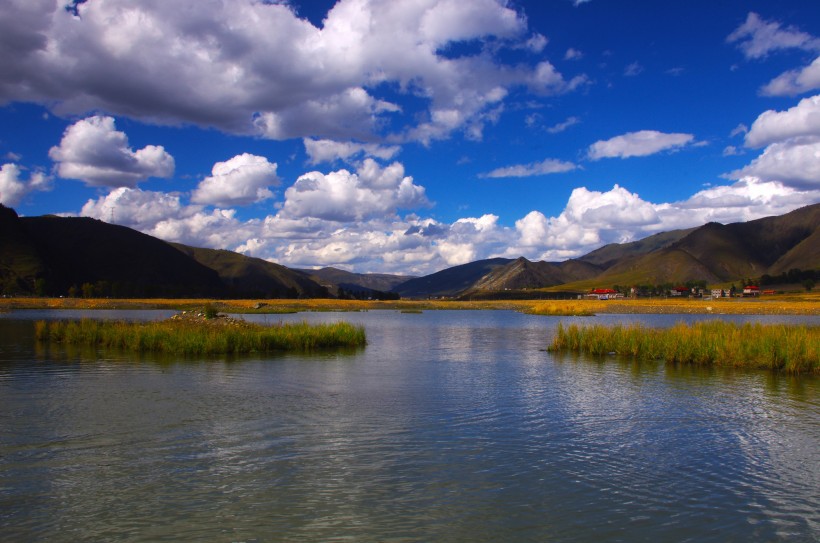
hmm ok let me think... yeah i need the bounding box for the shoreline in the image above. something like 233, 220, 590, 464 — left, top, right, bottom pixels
1, 294, 818, 316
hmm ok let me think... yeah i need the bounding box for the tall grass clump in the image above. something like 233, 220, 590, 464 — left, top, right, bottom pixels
35, 319, 366, 356
549, 321, 819, 374
526, 302, 596, 317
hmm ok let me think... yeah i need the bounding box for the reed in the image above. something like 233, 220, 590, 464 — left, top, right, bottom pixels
549, 321, 819, 374
525, 301, 596, 316
35, 319, 366, 356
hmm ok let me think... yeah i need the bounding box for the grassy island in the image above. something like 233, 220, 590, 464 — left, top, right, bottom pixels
549, 321, 819, 374
35, 316, 366, 356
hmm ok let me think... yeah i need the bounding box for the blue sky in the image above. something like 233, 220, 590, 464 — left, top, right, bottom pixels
1, 0, 819, 274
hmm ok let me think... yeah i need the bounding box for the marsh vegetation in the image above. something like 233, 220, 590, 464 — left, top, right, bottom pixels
35, 317, 366, 356
549, 321, 819, 374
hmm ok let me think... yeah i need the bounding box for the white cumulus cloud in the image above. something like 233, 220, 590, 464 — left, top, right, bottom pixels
81, 187, 193, 231
670, 177, 817, 226
587, 130, 694, 160
727, 12, 820, 59
732, 94, 820, 190
727, 139, 820, 190
0, 163, 51, 207
511, 185, 661, 260
303, 138, 401, 165
279, 159, 430, 222
191, 154, 279, 207
745, 94, 820, 148
81, 187, 254, 250
0, 0, 585, 145
48, 116, 173, 187
761, 56, 820, 97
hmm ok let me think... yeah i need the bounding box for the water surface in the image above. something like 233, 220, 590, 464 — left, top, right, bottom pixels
1, 310, 818, 541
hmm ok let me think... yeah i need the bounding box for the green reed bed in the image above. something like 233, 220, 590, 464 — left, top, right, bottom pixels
35, 319, 366, 356
549, 321, 819, 374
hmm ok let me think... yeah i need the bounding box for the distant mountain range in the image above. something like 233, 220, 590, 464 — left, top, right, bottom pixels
298, 266, 415, 298
393, 203, 818, 298
1, 202, 817, 298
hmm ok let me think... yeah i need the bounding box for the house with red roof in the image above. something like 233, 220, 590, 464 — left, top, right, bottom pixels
743, 285, 760, 297
585, 288, 623, 300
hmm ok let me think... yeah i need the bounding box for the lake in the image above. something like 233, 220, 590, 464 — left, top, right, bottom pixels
1, 309, 818, 542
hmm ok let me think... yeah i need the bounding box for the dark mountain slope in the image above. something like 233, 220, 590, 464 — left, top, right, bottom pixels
668, 222, 768, 281
594, 247, 721, 286
558, 258, 606, 281
472, 257, 558, 291
768, 228, 820, 275
0, 205, 47, 294
395, 257, 513, 297
669, 204, 819, 280
172, 244, 327, 298
579, 228, 695, 268
21, 215, 225, 297
471, 257, 601, 291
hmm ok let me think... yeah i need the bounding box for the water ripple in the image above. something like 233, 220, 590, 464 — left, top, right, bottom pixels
1, 310, 818, 541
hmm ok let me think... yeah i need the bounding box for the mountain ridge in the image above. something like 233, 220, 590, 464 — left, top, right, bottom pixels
1, 203, 817, 298
398, 203, 819, 297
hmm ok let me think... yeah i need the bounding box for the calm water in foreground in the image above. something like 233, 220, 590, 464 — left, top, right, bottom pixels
1, 309, 818, 542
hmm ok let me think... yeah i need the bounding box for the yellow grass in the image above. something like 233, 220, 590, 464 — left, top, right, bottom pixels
35, 318, 366, 355
1, 292, 818, 315
550, 321, 820, 374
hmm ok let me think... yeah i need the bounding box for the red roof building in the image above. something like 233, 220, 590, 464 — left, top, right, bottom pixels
590, 288, 618, 295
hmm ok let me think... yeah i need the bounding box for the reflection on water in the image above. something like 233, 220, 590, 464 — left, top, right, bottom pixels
0, 310, 818, 542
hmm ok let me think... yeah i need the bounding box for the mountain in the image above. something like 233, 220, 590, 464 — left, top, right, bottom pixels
394, 258, 513, 298
0, 205, 47, 294
579, 227, 695, 268
2, 203, 817, 299
768, 228, 820, 275
0, 204, 327, 298
589, 247, 721, 287
671, 204, 820, 281
300, 266, 415, 295
469, 257, 601, 292
172, 244, 328, 298
397, 203, 820, 297
13, 211, 226, 297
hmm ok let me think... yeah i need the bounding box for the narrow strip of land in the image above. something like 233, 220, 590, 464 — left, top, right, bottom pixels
2, 294, 818, 315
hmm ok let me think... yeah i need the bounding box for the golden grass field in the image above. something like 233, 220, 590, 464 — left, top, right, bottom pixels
1, 292, 818, 315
